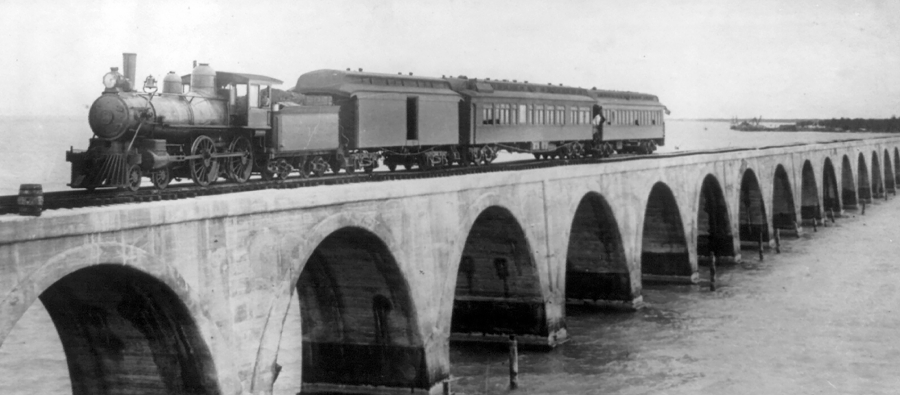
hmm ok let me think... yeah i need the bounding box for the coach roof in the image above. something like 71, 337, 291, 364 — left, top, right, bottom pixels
293, 69, 459, 97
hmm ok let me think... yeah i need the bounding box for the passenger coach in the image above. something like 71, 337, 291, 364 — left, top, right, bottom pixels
587, 89, 667, 154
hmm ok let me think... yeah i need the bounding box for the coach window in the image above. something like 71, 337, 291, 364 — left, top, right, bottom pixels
518, 104, 527, 124
248, 85, 260, 108
482, 104, 492, 125
406, 97, 419, 140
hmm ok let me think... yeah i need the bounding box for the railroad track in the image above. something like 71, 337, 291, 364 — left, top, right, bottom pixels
0, 138, 874, 215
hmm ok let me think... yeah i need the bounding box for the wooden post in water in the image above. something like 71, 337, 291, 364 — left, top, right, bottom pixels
862, 200, 866, 215
775, 229, 781, 254
812, 218, 817, 232
758, 231, 764, 261
709, 254, 717, 292
509, 335, 519, 390
443, 379, 451, 395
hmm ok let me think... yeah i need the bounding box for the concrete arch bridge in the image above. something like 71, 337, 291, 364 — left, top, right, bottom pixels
1, 137, 899, 395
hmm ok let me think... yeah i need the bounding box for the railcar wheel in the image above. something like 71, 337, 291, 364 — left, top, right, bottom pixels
151, 168, 170, 190
480, 146, 496, 164
470, 149, 484, 166
190, 135, 219, 187
311, 156, 328, 177
226, 136, 253, 183
648, 140, 657, 153
125, 165, 142, 192
295, 156, 310, 179
533, 153, 541, 160
387, 161, 398, 172
364, 164, 375, 174
403, 156, 415, 171
275, 159, 292, 180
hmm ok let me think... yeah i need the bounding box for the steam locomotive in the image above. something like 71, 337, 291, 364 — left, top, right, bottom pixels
67, 53, 668, 191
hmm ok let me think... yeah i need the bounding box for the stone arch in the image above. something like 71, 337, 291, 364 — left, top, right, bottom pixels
858, 153, 871, 202
872, 151, 884, 198
697, 174, 734, 263
452, 205, 548, 342
842, 155, 857, 209
800, 160, 821, 224
739, 169, 769, 245
822, 157, 841, 216
641, 182, 691, 277
773, 165, 798, 232
565, 192, 630, 303
0, 242, 228, 395
885, 149, 896, 193
11, 263, 221, 395
295, 226, 426, 392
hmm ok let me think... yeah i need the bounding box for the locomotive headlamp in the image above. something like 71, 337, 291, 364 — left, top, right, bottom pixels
103, 67, 121, 90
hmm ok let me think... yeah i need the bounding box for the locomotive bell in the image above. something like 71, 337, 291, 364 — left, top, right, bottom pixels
162, 71, 181, 94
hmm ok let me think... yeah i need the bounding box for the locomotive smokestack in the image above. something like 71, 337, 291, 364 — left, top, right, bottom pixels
122, 53, 136, 88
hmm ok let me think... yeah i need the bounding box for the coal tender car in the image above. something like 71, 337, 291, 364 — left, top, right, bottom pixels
68, 53, 667, 191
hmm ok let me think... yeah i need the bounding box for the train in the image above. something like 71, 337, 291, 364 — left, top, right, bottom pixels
67, 53, 668, 191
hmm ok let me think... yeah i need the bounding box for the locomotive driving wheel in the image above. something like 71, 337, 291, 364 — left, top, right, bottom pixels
190, 135, 219, 187
125, 165, 142, 192
151, 167, 171, 190
226, 136, 253, 183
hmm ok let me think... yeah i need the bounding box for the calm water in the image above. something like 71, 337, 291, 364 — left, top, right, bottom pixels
0, 115, 892, 195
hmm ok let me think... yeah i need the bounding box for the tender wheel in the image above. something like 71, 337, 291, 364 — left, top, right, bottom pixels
151, 168, 170, 190
311, 156, 328, 177
125, 165, 142, 192
387, 160, 398, 172
190, 135, 219, 187
364, 164, 375, 174
403, 156, 415, 171
533, 153, 541, 160
275, 159, 292, 180
648, 140, 657, 153
226, 136, 253, 183
295, 156, 310, 179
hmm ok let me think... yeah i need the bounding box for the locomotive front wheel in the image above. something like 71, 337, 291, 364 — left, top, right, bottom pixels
190, 135, 219, 187
227, 137, 253, 183
151, 168, 170, 190
126, 165, 142, 192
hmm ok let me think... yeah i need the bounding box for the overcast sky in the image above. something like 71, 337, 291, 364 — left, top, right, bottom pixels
2, 0, 899, 119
